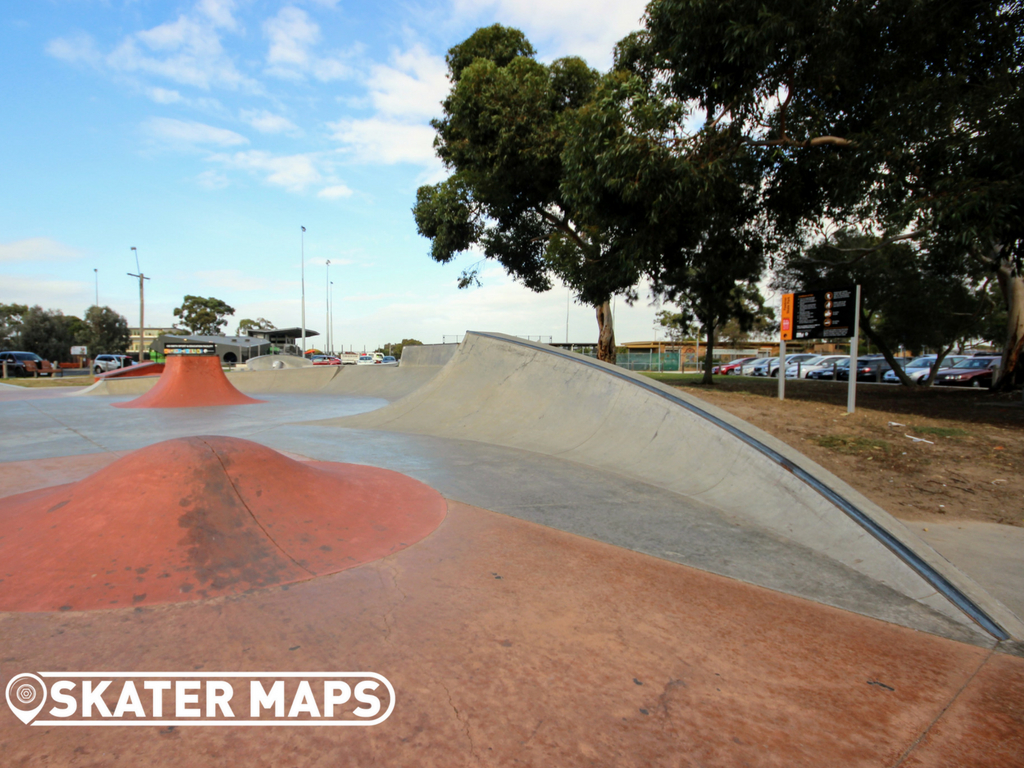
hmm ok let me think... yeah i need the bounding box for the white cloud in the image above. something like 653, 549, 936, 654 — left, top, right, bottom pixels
47, 1, 254, 92
45, 33, 101, 67
262, 6, 352, 81
366, 45, 448, 120
144, 117, 249, 147
240, 108, 301, 135
196, 169, 230, 189
0, 238, 85, 263
450, 0, 648, 68
329, 118, 439, 167
148, 87, 184, 104
317, 184, 353, 199
211, 150, 323, 192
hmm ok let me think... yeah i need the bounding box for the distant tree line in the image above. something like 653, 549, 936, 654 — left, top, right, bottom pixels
0, 303, 131, 362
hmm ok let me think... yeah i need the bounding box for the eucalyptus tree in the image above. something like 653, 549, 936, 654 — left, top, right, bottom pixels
627, 0, 1023, 388
413, 25, 640, 362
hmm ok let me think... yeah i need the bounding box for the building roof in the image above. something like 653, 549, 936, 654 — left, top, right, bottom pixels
244, 327, 319, 342
150, 334, 271, 349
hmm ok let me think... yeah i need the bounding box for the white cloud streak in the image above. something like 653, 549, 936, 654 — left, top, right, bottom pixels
0, 238, 85, 263
144, 117, 249, 147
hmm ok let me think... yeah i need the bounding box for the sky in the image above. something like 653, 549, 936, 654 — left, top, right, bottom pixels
0, 0, 676, 352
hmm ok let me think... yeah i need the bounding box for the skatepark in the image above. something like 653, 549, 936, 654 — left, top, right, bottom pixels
1, 332, 1021, 766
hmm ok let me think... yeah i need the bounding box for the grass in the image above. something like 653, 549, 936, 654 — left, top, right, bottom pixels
639, 372, 709, 384
813, 435, 893, 455
910, 425, 971, 438
1, 377, 91, 388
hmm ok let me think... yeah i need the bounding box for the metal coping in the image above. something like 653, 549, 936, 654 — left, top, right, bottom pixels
470, 332, 1009, 641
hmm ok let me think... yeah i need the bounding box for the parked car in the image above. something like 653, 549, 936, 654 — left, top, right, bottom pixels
881, 355, 965, 384
93, 354, 134, 374
751, 358, 777, 377
0, 351, 53, 377
310, 355, 341, 366
836, 357, 894, 382
807, 359, 850, 380
736, 357, 770, 376
356, 355, 376, 365
934, 356, 1001, 388
716, 357, 757, 375
339, 352, 360, 365
785, 355, 846, 378
380, 356, 398, 366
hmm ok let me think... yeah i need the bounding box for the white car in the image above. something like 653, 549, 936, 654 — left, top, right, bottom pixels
786, 355, 847, 378
356, 355, 376, 365
736, 357, 770, 375
882, 355, 969, 384
93, 354, 134, 374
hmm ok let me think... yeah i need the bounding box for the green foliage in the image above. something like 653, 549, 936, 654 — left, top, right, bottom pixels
413, 25, 638, 351
173, 296, 236, 336
83, 305, 130, 355
237, 317, 276, 334
19, 307, 89, 362
0, 303, 29, 349
374, 339, 423, 358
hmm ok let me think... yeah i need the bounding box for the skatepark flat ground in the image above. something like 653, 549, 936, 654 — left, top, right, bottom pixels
1, 334, 1021, 766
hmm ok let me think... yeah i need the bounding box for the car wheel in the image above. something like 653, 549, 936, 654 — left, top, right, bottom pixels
94, 366, 102, 375
771, 370, 778, 377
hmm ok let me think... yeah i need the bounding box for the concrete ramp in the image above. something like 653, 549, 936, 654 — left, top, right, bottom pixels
315, 332, 1023, 642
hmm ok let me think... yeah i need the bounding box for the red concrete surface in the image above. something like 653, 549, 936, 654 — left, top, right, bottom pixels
113, 354, 263, 408
0, 500, 1020, 766
0, 436, 447, 611
95, 361, 165, 380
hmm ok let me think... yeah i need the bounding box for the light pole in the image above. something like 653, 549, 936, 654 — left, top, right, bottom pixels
94, 268, 98, 307
329, 280, 334, 356
325, 259, 331, 355
300, 227, 306, 356
127, 247, 150, 362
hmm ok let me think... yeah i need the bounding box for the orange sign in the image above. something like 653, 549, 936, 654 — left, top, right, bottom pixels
780, 293, 794, 340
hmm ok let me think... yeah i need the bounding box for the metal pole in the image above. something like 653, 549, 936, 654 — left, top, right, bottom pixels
94, 268, 98, 307
301, 227, 306, 356
566, 288, 570, 343
325, 259, 331, 355
847, 284, 861, 414
778, 339, 786, 400
329, 281, 334, 356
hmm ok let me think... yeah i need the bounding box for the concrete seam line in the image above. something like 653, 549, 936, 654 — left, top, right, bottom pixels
469, 331, 1010, 641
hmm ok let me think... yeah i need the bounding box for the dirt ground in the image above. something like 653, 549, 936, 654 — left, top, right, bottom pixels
667, 377, 1024, 528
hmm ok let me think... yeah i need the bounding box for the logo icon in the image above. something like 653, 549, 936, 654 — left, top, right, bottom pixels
5, 673, 47, 724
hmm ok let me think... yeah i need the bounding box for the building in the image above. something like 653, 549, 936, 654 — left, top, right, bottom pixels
148, 333, 272, 365
128, 327, 178, 356
241, 327, 320, 355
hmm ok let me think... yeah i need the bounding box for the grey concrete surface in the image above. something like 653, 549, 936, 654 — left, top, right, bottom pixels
1, 332, 1019, 647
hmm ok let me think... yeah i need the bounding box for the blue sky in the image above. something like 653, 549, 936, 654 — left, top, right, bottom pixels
0, 0, 673, 351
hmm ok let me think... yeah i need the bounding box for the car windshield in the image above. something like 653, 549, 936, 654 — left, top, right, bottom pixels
906, 357, 936, 368
951, 358, 995, 369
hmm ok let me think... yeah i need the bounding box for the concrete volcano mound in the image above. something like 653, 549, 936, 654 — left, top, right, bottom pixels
114, 354, 264, 408
0, 437, 447, 612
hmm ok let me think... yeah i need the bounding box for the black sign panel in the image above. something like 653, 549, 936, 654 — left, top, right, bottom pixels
781, 287, 856, 340
164, 342, 218, 356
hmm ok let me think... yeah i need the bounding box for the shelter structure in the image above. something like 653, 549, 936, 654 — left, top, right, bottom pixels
148, 333, 271, 365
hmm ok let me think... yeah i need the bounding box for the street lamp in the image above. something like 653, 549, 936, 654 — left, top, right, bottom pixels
329, 280, 334, 356
325, 259, 331, 355
300, 227, 306, 355
94, 268, 98, 307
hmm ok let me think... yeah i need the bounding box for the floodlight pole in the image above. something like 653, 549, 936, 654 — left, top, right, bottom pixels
325, 259, 331, 355
329, 280, 334, 356
301, 227, 307, 356
127, 247, 150, 363
94, 268, 98, 307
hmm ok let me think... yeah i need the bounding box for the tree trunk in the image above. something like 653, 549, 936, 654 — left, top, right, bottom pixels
858, 310, 917, 387
921, 343, 956, 387
702, 324, 715, 385
993, 260, 1024, 391
596, 300, 616, 364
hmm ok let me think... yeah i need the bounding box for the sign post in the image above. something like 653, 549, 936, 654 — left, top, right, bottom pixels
780, 286, 858, 407
847, 285, 861, 414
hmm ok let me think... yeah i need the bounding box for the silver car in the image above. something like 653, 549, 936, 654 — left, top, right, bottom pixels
786, 355, 847, 378
93, 354, 134, 374
882, 355, 969, 384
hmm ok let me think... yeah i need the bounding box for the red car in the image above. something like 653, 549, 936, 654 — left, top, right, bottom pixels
311, 355, 341, 366
934, 356, 1001, 388
716, 357, 756, 375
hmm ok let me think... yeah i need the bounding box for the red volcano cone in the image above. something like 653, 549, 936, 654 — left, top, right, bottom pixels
114, 355, 265, 408
0, 436, 447, 611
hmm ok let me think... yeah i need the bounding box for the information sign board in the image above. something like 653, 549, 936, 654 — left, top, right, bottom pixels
780, 287, 856, 341
164, 342, 218, 356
